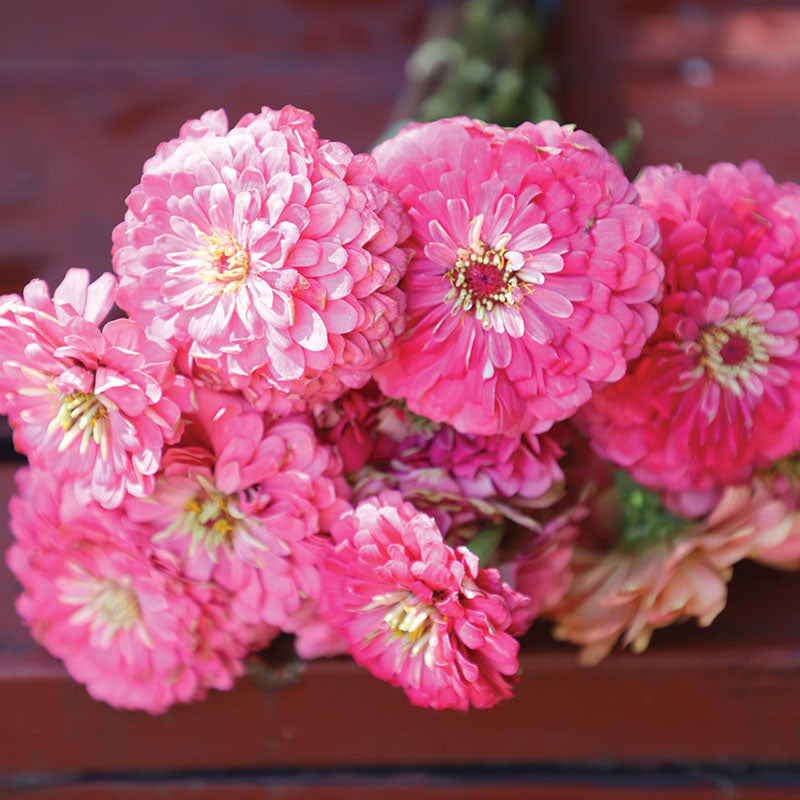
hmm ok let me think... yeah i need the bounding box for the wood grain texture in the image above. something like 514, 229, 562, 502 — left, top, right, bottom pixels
552, 0, 800, 180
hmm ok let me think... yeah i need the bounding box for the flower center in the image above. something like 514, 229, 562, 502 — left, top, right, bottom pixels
48, 388, 110, 459
446, 240, 521, 328
196, 229, 250, 292
698, 317, 771, 395
162, 474, 243, 558
61, 575, 143, 647
383, 594, 437, 643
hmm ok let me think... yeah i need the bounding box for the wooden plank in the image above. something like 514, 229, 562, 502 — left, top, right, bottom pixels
0, 0, 427, 296
3, 779, 800, 800
552, 0, 800, 180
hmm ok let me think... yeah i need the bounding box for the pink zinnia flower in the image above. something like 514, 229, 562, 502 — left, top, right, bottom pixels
126, 388, 350, 630
319, 387, 566, 534
372, 117, 663, 435
113, 106, 410, 411
317, 492, 526, 710
0, 269, 188, 508
581, 163, 800, 501
6, 466, 271, 713
550, 477, 792, 665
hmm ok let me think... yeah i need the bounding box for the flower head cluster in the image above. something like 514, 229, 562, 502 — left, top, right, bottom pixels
6, 104, 800, 716
372, 117, 663, 436
7, 467, 273, 713
113, 106, 410, 412
126, 388, 350, 630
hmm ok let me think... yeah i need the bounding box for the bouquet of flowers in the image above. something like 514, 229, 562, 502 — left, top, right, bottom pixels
3, 104, 800, 713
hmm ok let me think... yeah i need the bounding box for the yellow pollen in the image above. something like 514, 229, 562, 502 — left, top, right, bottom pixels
446, 240, 520, 329
195, 229, 251, 291
47, 387, 110, 457
93, 580, 142, 631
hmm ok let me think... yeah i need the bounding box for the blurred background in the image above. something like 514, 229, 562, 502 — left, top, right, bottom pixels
3, 0, 800, 299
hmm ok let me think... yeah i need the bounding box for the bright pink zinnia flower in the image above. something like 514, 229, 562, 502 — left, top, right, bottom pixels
581, 162, 800, 500
113, 106, 410, 412
6, 466, 271, 713
126, 387, 350, 630
0, 269, 188, 508
317, 491, 526, 710
372, 117, 663, 435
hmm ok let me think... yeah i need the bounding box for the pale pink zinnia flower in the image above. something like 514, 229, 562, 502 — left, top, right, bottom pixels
126, 388, 350, 631
113, 105, 410, 412
550, 477, 792, 665
372, 117, 663, 435
317, 492, 527, 710
6, 466, 271, 713
0, 269, 188, 508
581, 163, 800, 504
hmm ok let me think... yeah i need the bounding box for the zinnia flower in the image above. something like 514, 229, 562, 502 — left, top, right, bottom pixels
113, 105, 410, 411
581, 162, 800, 502
317, 491, 527, 710
550, 475, 792, 665
0, 269, 188, 508
6, 466, 272, 713
372, 117, 663, 435
125, 387, 350, 631
320, 387, 566, 534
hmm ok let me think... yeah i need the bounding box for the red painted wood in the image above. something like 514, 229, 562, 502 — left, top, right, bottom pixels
553, 0, 800, 180
2, 463, 800, 774
0, 0, 427, 296
2, 782, 799, 800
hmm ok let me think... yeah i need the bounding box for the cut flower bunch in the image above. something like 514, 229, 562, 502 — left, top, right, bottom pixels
4, 105, 800, 713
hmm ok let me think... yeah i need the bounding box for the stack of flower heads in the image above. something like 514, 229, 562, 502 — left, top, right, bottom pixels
3, 106, 800, 713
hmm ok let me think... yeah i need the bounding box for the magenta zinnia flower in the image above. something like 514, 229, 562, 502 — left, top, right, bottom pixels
319, 386, 566, 534
6, 466, 270, 713
581, 163, 800, 500
317, 492, 526, 710
113, 106, 410, 411
126, 388, 350, 630
372, 117, 663, 435
0, 269, 188, 508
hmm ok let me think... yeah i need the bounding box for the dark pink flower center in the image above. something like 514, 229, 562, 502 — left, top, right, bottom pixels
463, 259, 507, 301
446, 240, 520, 328
697, 316, 770, 395
719, 333, 750, 366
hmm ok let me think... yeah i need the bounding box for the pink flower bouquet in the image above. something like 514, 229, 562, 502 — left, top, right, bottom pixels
4, 104, 800, 713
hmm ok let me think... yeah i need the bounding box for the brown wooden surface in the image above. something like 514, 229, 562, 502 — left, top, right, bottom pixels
4, 782, 800, 800
553, 0, 800, 181
0, 0, 427, 297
